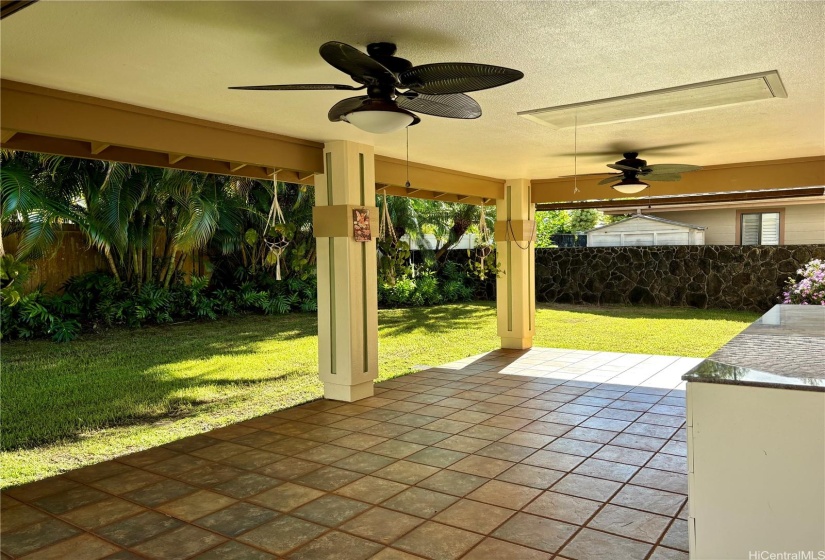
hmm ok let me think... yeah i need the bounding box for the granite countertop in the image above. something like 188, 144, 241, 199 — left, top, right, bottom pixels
683, 304, 825, 392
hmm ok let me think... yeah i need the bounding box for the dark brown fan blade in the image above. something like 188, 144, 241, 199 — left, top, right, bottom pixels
399, 63, 524, 94
558, 142, 699, 158
598, 175, 624, 185
643, 173, 683, 182
320, 41, 396, 85
607, 163, 638, 172
643, 164, 702, 174
328, 96, 369, 122
397, 93, 481, 119
229, 84, 365, 91
558, 172, 615, 178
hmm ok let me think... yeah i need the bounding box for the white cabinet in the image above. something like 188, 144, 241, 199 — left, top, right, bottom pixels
686, 382, 825, 559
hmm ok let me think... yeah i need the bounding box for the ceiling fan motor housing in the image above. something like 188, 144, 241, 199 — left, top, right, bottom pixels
617, 152, 647, 170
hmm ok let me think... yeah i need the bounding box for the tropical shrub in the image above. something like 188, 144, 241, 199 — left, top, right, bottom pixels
378, 261, 475, 308
0, 270, 318, 342
782, 259, 825, 305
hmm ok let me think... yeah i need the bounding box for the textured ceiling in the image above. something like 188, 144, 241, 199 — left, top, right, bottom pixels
1, 1, 823, 179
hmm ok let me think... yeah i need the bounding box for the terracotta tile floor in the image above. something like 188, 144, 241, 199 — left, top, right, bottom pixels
0, 348, 700, 560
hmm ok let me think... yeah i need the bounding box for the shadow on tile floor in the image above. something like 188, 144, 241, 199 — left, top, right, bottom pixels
1, 347, 696, 560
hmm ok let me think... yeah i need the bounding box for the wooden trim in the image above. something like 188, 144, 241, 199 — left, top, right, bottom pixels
536, 187, 825, 211
532, 156, 825, 203
736, 207, 785, 245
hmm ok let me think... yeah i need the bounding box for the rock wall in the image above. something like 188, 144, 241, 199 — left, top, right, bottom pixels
535, 245, 825, 311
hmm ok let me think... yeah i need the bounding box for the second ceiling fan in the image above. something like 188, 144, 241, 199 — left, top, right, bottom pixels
597, 152, 702, 193
230, 41, 524, 133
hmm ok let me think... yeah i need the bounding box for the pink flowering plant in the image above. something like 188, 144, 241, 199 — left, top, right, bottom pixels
782, 259, 825, 305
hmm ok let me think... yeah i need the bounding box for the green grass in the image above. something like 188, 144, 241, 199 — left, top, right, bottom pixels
0, 302, 758, 487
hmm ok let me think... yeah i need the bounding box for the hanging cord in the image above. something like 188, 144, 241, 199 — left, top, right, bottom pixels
507, 217, 537, 251
263, 174, 290, 280
405, 127, 410, 188
573, 114, 580, 194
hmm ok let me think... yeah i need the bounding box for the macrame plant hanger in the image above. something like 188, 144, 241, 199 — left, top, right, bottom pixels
475, 198, 493, 275
264, 173, 290, 280
379, 188, 396, 243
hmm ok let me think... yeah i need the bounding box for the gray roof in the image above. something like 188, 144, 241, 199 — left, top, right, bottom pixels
585, 214, 706, 233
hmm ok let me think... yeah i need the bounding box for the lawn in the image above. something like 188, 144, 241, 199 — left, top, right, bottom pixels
1, 302, 758, 487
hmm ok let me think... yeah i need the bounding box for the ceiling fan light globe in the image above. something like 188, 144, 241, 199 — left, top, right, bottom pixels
344, 102, 416, 134
612, 178, 650, 194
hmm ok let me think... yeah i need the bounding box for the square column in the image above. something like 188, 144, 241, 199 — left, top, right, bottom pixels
494, 179, 536, 349
313, 140, 379, 401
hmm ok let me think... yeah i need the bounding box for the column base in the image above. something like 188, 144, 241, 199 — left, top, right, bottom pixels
323, 380, 374, 402
500, 336, 533, 350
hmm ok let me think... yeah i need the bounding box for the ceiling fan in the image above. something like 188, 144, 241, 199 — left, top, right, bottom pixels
593, 152, 702, 194
229, 41, 524, 134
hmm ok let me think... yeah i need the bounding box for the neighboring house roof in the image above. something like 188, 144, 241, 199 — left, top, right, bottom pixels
585, 214, 707, 233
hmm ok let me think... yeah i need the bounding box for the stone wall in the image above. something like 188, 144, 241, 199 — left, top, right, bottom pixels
535, 245, 825, 311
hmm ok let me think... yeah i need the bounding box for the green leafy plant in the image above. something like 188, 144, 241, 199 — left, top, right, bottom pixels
0, 254, 30, 307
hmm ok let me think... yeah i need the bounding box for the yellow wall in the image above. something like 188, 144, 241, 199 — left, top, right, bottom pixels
649, 203, 825, 245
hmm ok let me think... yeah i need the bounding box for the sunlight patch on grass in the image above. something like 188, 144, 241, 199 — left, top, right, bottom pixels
0, 302, 757, 487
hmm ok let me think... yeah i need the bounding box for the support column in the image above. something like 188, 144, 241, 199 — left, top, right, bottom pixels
313, 141, 379, 401
494, 179, 536, 350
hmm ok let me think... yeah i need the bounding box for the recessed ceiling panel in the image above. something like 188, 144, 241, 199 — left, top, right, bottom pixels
518, 71, 788, 129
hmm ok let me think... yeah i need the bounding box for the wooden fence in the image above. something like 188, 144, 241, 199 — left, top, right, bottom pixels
3, 225, 209, 294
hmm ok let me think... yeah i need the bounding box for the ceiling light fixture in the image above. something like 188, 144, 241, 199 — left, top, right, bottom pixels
612, 177, 650, 194
343, 98, 419, 134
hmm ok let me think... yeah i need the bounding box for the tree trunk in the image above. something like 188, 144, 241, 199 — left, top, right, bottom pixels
134, 248, 142, 290
163, 249, 178, 288
0, 220, 5, 258
145, 219, 154, 285
157, 229, 175, 284
104, 248, 121, 282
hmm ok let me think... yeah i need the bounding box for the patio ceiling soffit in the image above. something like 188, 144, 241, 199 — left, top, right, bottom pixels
0, 80, 504, 204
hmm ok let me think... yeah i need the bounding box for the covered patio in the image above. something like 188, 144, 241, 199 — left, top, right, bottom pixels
1, 348, 696, 559
1, 2, 824, 559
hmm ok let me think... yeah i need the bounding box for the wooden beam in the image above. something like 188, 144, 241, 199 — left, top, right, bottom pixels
379, 185, 488, 206
532, 156, 825, 203
1, 79, 324, 175
375, 155, 504, 202
1, 133, 279, 181
168, 153, 186, 165
0, 129, 17, 143
89, 141, 110, 155
433, 192, 450, 200
228, 162, 246, 172
536, 186, 825, 211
